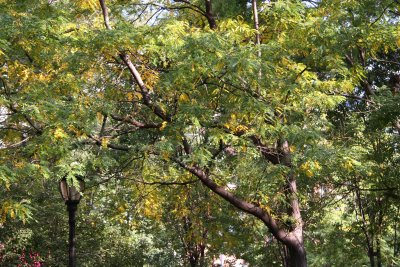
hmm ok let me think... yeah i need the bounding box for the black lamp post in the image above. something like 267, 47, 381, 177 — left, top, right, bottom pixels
59, 177, 85, 267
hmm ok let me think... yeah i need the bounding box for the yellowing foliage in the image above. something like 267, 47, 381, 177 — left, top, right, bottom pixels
159, 121, 168, 131
300, 160, 322, 177
142, 198, 161, 221
54, 127, 68, 140
179, 93, 190, 102
76, 0, 99, 11
224, 113, 249, 134
101, 137, 109, 148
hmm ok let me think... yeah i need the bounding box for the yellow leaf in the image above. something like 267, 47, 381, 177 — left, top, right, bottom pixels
36, 73, 49, 82
234, 125, 248, 134
305, 169, 313, 177
14, 161, 25, 169
300, 162, 309, 171
96, 112, 103, 123
118, 206, 125, 212
101, 138, 108, 148
261, 204, 272, 214
3, 205, 9, 215
77, 0, 99, 10
343, 160, 353, 171
68, 125, 83, 137
179, 93, 190, 102
127, 92, 134, 101
134, 92, 143, 100
159, 121, 168, 130
54, 127, 67, 139
314, 161, 322, 171
10, 209, 15, 219
162, 151, 170, 160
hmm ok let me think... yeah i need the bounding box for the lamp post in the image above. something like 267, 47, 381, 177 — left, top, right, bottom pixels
59, 177, 85, 267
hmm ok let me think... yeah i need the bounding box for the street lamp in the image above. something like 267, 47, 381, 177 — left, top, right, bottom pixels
59, 176, 85, 267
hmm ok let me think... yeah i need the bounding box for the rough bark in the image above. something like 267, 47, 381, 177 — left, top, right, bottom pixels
252, 0, 261, 47
99, 0, 111, 30
204, 0, 217, 29
281, 141, 306, 267
286, 244, 307, 267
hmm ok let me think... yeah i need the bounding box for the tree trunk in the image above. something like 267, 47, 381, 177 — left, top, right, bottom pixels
376, 238, 382, 267
286, 243, 307, 267
176, 139, 308, 266
189, 255, 198, 267
282, 188, 307, 267
204, 0, 217, 30
368, 248, 375, 267
251, 0, 261, 46
281, 141, 307, 267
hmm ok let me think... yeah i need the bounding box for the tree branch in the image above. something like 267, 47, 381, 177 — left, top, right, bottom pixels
129, 178, 198, 186
98, 0, 171, 122
170, 0, 206, 15
119, 53, 171, 121
8, 105, 43, 134
174, 159, 292, 244
110, 114, 161, 129
0, 137, 31, 150
99, 0, 111, 29
99, 114, 107, 137
87, 134, 130, 151
204, 0, 217, 29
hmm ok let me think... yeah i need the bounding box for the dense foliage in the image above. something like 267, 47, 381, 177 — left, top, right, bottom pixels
0, 0, 399, 266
